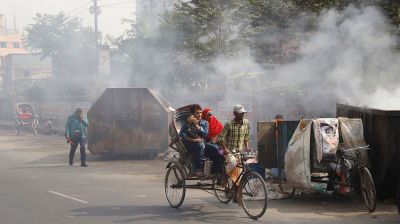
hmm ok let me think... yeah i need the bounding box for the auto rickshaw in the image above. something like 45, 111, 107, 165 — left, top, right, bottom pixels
14, 103, 39, 136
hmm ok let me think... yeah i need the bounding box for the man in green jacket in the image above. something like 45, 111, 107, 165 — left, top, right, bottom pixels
65, 108, 89, 167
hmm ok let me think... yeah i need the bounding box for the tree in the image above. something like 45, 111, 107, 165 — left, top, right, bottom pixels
25, 13, 97, 78
161, 0, 242, 62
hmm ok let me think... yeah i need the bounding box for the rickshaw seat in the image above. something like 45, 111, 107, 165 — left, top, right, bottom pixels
19, 113, 33, 120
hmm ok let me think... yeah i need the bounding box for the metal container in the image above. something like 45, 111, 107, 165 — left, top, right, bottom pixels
87, 88, 173, 159
336, 103, 400, 199
257, 120, 299, 169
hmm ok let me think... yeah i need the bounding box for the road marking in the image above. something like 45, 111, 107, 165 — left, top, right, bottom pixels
48, 191, 89, 204
12, 145, 60, 149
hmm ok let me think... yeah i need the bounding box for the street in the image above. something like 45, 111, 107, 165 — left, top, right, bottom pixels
0, 129, 398, 224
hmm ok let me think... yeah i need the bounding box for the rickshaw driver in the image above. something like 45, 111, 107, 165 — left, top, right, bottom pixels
219, 104, 251, 203
219, 104, 251, 154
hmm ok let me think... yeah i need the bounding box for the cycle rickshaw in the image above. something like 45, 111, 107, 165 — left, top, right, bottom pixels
284, 117, 377, 212
14, 103, 39, 136
164, 105, 268, 219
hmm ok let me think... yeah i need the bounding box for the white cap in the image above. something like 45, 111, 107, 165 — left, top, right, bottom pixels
233, 104, 246, 113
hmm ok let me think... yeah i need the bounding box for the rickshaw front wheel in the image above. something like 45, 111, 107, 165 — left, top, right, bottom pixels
360, 167, 376, 212
240, 171, 268, 219
165, 164, 186, 208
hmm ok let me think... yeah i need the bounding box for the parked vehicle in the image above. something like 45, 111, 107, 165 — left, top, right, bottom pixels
258, 117, 377, 212
14, 103, 39, 136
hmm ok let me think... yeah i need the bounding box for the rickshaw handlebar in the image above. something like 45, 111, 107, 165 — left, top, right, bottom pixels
339, 145, 371, 152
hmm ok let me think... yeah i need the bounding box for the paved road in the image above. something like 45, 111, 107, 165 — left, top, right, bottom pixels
0, 129, 398, 224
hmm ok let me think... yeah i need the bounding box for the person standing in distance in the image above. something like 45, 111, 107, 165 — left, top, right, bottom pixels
65, 108, 89, 167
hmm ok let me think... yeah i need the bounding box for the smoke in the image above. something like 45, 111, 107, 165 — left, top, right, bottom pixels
203, 5, 400, 118
106, 4, 400, 121
275, 6, 400, 110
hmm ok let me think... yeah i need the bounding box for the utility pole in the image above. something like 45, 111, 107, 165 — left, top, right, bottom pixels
90, 0, 101, 74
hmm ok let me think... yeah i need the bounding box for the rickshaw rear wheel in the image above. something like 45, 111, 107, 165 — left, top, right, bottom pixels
240, 171, 268, 219
32, 119, 38, 136
165, 164, 186, 208
213, 174, 233, 203
359, 167, 376, 212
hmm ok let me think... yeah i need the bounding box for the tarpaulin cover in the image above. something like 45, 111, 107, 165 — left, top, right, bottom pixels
313, 118, 339, 162
285, 117, 370, 189
338, 117, 370, 168
285, 120, 312, 189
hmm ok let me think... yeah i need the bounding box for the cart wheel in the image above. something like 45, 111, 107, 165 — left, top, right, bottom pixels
359, 167, 376, 212
240, 171, 268, 219
14, 121, 20, 135
279, 180, 296, 198
32, 119, 38, 136
213, 174, 233, 203
165, 165, 186, 208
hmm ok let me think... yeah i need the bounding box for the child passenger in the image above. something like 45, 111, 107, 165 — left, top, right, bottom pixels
179, 113, 206, 176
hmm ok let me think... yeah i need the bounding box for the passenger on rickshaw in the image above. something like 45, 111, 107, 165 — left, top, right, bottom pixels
201, 107, 225, 174
179, 104, 208, 176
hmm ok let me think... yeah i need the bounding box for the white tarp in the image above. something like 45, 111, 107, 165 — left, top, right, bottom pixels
285, 117, 370, 190
338, 117, 370, 168
313, 118, 339, 162
285, 120, 312, 189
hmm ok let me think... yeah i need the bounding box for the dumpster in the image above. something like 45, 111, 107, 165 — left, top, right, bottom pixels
87, 88, 173, 158
337, 103, 400, 199
257, 119, 299, 170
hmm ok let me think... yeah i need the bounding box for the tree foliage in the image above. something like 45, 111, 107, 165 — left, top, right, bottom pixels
25, 13, 96, 77
161, 0, 242, 61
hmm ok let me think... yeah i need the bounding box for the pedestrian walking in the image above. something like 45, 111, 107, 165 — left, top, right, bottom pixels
65, 108, 89, 167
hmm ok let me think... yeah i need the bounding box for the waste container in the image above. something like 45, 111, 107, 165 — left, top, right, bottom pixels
337, 103, 400, 199
87, 88, 173, 159
257, 120, 299, 170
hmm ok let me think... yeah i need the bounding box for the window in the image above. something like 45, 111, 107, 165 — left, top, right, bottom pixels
0, 42, 6, 48
13, 42, 20, 48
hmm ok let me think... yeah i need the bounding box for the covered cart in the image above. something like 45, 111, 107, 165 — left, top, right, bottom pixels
258, 117, 377, 212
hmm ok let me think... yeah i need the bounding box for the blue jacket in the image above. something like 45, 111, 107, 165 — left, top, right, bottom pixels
179, 119, 209, 140
65, 114, 89, 139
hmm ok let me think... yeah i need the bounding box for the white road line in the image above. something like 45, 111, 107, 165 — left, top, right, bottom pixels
48, 191, 89, 204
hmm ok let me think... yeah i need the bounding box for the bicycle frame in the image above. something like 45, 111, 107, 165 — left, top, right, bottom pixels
332, 146, 370, 188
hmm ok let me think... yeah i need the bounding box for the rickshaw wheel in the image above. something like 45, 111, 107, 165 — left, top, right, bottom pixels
213, 174, 233, 203
360, 167, 376, 212
240, 171, 268, 219
32, 119, 38, 136
14, 121, 20, 135
165, 165, 186, 208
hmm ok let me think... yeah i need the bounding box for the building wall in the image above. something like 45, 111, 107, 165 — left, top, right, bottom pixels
0, 34, 28, 57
